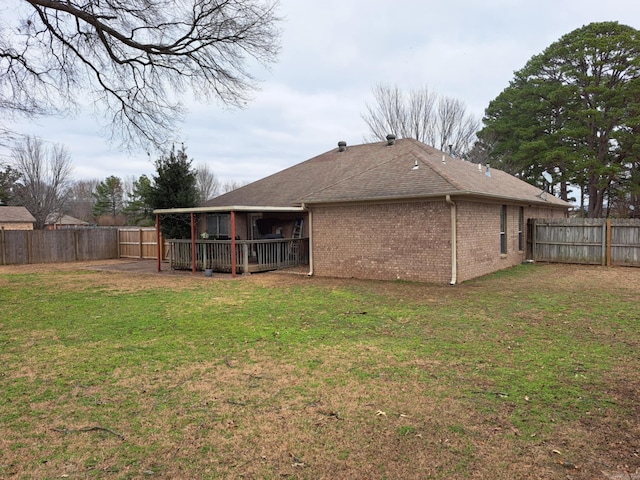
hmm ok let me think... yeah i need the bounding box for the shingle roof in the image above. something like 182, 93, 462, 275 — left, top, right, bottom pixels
203, 138, 571, 209
45, 213, 88, 226
0, 206, 36, 223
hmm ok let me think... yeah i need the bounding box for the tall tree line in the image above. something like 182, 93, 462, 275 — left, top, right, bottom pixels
1, 136, 244, 229
478, 22, 640, 218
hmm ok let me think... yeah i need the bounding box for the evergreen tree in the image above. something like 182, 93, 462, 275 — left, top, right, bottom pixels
92, 176, 124, 222
122, 175, 154, 226
479, 22, 640, 217
146, 145, 198, 239
0, 164, 20, 205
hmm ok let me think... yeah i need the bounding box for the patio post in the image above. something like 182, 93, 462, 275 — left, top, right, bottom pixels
156, 214, 162, 272
231, 211, 236, 278
191, 212, 196, 274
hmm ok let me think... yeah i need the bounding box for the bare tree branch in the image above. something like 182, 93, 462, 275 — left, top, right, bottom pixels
362, 83, 479, 157
1, 0, 281, 149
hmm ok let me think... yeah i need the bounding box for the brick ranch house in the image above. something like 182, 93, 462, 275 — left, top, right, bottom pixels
0, 206, 36, 230
154, 137, 570, 284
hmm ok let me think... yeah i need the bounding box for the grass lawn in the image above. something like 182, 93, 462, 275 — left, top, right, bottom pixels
0, 261, 639, 479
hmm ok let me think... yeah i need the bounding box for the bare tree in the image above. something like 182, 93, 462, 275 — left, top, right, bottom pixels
363, 83, 480, 157
196, 163, 220, 202
67, 178, 100, 222
1, 0, 281, 149
10, 136, 74, 229
433, 97, 479, 155
362, 84, 413, 142
221, 179, 249, 194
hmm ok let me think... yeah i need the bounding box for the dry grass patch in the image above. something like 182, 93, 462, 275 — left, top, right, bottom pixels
1, 262, 640, 479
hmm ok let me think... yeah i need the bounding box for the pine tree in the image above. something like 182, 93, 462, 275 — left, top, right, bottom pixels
479, 22, 640, 217
122, 175, 154, 226
146, 145, 198, 239
92, 176, 124, 223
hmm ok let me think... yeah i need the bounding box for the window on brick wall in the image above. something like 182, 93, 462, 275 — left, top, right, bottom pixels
518, 207, 524, 251
207, 213, 230, 238
500, 205, 507, 254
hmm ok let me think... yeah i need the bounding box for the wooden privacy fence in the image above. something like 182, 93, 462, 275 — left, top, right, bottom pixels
529, 218, 640, 267
118, 227, 168, 260
0, 227, 119, 265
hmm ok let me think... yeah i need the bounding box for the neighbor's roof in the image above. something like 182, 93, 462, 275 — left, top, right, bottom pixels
202, 138, 570, 209
0, 206, 36, 223
45, 213, 89, 226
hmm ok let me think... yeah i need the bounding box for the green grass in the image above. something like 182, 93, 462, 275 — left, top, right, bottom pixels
1, 263, 639, 479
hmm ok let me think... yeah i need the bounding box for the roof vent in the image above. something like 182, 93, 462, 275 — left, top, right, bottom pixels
485, 164, 492, 178
386, 134, 396, 146
338, 141, 347, 152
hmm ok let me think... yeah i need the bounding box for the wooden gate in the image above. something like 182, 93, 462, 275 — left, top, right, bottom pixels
118, 228, 168, 260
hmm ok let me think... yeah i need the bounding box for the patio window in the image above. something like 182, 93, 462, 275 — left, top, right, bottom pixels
500, 205, 507, 255
207, 214, 230, 238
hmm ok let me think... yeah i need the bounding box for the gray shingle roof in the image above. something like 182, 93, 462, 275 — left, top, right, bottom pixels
0, 206, 36, 223
203, 138, 571, 209
45, 213, 88, 226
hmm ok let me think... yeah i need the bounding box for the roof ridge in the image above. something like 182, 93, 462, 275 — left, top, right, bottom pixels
299, 149, 416, 201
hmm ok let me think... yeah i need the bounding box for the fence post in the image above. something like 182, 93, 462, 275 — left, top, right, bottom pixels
606, 219, 612, 267
138, 228, 143, 259
530, 219, 537, 261
601, 220, 607, 266
26, 230, 32, 264
74, 229, 80, 261
0, 227, 5, 265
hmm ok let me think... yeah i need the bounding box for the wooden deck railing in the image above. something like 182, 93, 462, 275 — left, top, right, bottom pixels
168, 238, 309, 273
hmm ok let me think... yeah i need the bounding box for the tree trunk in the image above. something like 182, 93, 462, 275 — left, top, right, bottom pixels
560, 181, 569, 202
587, 178, 603, 218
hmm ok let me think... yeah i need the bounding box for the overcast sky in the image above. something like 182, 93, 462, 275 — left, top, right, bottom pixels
6, 0, 640, 186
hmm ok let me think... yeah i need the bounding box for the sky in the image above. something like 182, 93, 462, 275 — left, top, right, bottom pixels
6, 0, 640, 187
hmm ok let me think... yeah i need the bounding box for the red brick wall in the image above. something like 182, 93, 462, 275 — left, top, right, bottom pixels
233, 214, 248, 239
311, 199, 567, 284
455, 201, 566, 282
311, 201, 452, 283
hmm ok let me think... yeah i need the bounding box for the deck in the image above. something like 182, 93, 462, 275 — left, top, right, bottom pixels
168, 238, 309, 274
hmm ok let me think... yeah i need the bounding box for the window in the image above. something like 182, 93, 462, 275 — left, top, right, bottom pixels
207, 213, 230, 238
518, 207, 524, 251
500, 205, 507, 255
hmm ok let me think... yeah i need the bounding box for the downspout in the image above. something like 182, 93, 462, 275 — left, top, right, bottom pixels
445, 195, 457, 285
302, 203, 313, 276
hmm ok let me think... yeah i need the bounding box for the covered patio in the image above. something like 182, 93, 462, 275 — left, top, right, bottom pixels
153, 206, 309, 277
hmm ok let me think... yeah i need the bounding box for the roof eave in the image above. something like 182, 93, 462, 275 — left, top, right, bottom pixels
302, 191, 571, 208
153, 205, 306, 215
